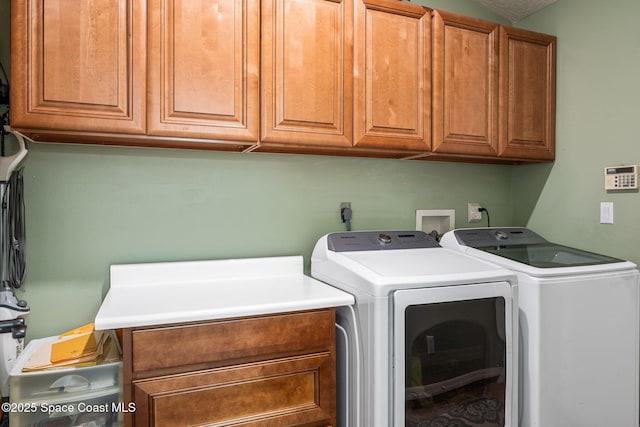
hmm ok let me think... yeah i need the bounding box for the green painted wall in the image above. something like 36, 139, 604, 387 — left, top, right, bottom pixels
511, 0, 640, 264
20, 144, 511, 339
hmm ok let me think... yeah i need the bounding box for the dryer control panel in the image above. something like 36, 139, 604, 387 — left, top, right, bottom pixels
327, 230, 440, 252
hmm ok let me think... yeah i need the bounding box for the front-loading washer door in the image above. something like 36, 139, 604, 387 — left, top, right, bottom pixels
393, 282, 517, 427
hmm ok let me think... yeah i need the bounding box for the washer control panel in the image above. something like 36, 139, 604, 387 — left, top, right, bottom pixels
453, 227, 548, 248
327, 230, 440, 252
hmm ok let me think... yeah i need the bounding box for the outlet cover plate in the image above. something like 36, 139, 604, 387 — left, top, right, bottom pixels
468, 203, 482, 222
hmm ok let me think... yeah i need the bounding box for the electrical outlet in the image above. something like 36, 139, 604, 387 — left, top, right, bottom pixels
340, 202, 353, 231
468, 203, 482, 222
340, 202, 352, 223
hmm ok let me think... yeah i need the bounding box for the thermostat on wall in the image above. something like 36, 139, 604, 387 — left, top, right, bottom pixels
604, 165, 638, 190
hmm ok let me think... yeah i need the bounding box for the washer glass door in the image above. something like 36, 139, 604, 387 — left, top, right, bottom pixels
393, 282, 516, 427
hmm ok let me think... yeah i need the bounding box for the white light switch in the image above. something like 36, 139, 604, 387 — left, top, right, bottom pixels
600, 202, 614, 224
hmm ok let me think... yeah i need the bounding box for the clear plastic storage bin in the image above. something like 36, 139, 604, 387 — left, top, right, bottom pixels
9, 336, 122, 427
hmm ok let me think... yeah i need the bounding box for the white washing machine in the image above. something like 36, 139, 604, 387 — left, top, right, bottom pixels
441, 227, 640, 427
311, 230, 519, 427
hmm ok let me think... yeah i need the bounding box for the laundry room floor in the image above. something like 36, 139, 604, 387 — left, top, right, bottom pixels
406, 382, 505, 427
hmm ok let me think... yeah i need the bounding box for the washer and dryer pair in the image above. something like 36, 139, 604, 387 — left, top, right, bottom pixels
311, 228, 639, 427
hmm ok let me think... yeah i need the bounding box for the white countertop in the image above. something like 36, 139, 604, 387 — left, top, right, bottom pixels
94, 256, 354, 330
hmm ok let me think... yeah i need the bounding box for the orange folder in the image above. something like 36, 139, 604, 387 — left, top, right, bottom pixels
50, 332, 98, 363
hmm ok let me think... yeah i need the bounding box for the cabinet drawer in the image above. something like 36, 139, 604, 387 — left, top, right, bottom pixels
130, 309, 334, 375
133, 353, 335, 427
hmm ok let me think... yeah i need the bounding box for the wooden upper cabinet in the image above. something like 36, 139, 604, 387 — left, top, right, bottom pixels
353, 0, 430, 152
499, 26, 556, 160
431, 10, 499, 157
10, 0, 145, 134
147, 0, 259, 142
9, 1, 556, 163
261, 0, 353, 147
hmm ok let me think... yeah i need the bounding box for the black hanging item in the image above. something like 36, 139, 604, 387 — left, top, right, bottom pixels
0, 62, 8, 105
4, 167, 25, 289
0, 123, 29, 408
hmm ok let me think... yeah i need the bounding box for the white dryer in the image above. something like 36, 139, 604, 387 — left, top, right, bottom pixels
441, 227, 640, 427
311, 230, 519, 427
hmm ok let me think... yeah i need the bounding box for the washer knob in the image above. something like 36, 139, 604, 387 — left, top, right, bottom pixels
494, 230, 509, 240
378, 233, 392, 244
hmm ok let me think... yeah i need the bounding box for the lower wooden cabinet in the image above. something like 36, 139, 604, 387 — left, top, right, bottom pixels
121, 309, 336, 426
133, 354, 333, 427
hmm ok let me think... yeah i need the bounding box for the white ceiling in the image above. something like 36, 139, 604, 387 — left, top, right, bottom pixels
470, 0, 557, 23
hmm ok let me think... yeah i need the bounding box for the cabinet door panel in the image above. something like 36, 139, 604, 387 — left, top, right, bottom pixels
10, 0, 145, 134
499, 27, 556, 160
130, 310, 334, 376
261, 0, 353, 147
353, 0, 430, 151
133, 352, 335, 426
148, 0, 259, 141
432, 10, 498, 156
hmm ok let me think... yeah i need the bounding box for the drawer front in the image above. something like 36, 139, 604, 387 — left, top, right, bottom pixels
133, 353, 335, 427
130, 309, 334, 375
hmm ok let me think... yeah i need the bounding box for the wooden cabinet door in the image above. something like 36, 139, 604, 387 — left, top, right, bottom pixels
353, 0, 430, 152
10, 0, 145, 134
123, 309, 337, 426
129, 310, 335, 377
499, 26, 556, 160
133, 353, 335, 427
147, 0, 259, 142
432, 10, 499, 157
261, 0, 353, 148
